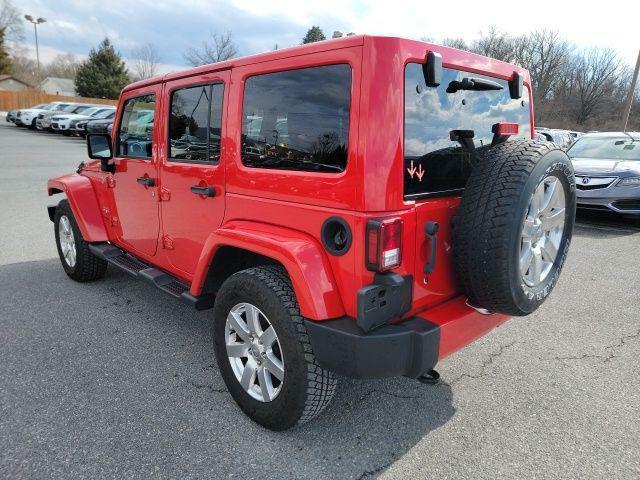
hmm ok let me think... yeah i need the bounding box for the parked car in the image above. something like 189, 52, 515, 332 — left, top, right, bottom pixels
7, 103, 48, 124
47, 35, 576, 430
535, 128, 576, 149
36, 103, 77, 130
41, 104, 96, 131
567, 131, 640, 216
52, 106, 115, 135
75, 109, 116, 137
14, 103, 56, 129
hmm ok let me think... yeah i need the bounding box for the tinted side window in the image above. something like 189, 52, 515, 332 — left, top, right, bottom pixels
169, 84, 220, 162
241, 64, 351, 173
117, 94, 156, 159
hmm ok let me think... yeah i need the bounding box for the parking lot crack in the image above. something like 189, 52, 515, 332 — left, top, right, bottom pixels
188, 381, 227, 394
553, 328, 640, 363
449, 341, 517, 385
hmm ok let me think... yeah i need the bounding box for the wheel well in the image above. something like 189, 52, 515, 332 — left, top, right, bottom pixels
201, 246, 282, 295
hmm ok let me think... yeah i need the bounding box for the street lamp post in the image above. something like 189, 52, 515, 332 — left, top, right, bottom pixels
24, 15, 46, 73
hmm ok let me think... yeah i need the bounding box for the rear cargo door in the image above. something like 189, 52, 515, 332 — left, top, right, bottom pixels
403, 63, 532, 310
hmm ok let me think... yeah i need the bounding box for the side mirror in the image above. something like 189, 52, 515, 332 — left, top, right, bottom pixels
86, 133, 115, 173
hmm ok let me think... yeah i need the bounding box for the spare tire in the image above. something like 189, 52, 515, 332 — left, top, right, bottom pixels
453, 140, 576, 316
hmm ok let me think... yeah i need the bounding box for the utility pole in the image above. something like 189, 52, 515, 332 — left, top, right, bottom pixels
24, 15, 46, 75
621, 49, 640, 132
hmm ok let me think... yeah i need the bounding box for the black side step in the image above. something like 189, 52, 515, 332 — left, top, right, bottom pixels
89, 243, 215, 310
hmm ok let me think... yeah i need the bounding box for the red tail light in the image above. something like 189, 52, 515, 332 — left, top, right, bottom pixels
366, 217, 403, 272
492, 122, 519, 136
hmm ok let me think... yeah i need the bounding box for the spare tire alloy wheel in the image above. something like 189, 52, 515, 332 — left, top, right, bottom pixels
453, 141, 576, 316
225, 302, 285, 402
520, 176, 566, 287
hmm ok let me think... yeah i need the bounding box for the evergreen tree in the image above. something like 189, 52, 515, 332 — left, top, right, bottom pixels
0, 28, 12, 75
75, 38, 129, 99
302, 26, 326, 44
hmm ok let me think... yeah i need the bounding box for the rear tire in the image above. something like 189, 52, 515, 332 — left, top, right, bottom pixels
54, 200, 108, 282
453, 140, 576, 315
213, 265, 337, 430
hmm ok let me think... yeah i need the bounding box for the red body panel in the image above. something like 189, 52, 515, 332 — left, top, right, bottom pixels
191, 220, 345, 320
47, 174, 108, 242
50, 35, 535, 356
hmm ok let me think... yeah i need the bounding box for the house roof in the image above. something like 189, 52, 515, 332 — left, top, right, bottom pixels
0, 75, 33, 87
40, 76, 75, 92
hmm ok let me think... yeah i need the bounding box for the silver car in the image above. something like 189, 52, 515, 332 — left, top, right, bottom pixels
567, 132, 640, 216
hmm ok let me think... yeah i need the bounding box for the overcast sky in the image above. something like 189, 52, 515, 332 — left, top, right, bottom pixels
14, 0, 640, 74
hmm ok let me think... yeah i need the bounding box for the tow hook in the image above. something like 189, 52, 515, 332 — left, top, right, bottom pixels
417, 369, 440, 385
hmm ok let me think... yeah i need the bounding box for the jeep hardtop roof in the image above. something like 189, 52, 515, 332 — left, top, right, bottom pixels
124, 34, 530, 92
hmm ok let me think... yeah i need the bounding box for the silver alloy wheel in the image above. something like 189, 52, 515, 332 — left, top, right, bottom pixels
520, 176, 566, 287
225, 302, 285, 402
58, 215, 77, 268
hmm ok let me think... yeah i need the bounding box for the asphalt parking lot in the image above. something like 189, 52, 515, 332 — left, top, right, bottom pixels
1, 118, 639, 480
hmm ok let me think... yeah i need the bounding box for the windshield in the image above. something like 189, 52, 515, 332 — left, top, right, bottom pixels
404, 64, 531, 198
567, 136, 640, 161
93, 109, 115, 119
61, 104, 78, 112
81, 107, 100, 116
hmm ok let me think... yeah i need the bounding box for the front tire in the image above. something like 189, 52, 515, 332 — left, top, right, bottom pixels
213, 266, 337, 430
54, 200, 108, 282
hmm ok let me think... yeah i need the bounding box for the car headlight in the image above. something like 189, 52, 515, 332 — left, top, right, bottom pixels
618, 177, 640, 186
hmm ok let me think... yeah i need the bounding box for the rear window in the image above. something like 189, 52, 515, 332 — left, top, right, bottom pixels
241, 64, 351, 173
404, 63, 531, 199
567, 137, 640, 161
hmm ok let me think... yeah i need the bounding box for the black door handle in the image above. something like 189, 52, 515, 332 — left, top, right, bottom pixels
423, 221, 440, 274
190, 185, 216, 197
136, 177, 155, 187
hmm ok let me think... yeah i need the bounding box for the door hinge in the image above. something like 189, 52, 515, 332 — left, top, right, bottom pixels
162, 235, 175, 250
160, 187, 171, 202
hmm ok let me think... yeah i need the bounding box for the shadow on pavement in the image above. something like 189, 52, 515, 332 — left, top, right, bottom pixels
0, 259, 455, 480
574, 209, 640, 239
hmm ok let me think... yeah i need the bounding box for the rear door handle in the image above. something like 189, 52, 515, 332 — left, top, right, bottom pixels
190, 185, 216, 197
136, 177, 155, 187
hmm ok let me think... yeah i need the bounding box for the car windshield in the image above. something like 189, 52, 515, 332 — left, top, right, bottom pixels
32, 103, 48, 109
81, 107, 101, 116
61, 104, 78, 112
93, 109, 115, 119
567, 136, 640, 161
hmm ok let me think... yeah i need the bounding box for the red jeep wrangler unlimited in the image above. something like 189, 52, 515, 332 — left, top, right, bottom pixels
47, 35, 576, 430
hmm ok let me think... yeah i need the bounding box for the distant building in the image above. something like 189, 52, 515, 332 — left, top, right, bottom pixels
0, 75, 33, 91
40, 77, 76, 96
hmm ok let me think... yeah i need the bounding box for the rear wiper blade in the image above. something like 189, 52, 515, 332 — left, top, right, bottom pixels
446, 77, 503, 93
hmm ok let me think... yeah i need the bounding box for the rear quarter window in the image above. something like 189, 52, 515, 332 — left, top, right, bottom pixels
241, 64, 351, 173
404, 63, 532, 199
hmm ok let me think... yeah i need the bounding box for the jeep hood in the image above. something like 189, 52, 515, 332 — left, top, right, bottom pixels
571, 158, 640, 177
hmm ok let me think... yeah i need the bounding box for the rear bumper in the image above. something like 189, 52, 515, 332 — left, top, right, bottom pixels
305, 296, 510, 379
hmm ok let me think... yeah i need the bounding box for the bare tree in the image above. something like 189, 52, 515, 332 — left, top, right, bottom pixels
570, 48, 624, 124
130, 43, 160, 80
45, 53, 81, 78
517, 29, 573, 105
184, 31, 238, 67
0, 0, 24, 44
442, 38, 469, 50
471, 26, 520, 63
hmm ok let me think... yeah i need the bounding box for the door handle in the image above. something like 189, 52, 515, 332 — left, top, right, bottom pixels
190, 185, 216, 197
136, 177, 155, 187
